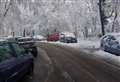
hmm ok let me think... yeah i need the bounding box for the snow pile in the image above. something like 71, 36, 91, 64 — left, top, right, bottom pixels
49, 41, 80, 48
78, 39, 100, 49
80, 46, 120, 66
48, 39, 100, 49
91, 50, 120, 66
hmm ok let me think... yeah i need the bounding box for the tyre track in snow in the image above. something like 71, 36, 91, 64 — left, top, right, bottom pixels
39, 43, 99, 82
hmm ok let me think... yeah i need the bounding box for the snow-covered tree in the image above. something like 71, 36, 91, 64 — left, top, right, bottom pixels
0, 0, 119, 38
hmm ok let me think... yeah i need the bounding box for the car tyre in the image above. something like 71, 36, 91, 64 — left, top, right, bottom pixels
31, 47, 38, 57
101, 43, 105, 51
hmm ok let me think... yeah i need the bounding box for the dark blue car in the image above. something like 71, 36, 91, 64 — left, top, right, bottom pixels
60, 37, 77, 43
0, 41, 34, 82
101, 33, 120, 56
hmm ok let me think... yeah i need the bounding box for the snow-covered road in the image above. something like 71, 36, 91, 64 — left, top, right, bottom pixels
22, 42, 120, 82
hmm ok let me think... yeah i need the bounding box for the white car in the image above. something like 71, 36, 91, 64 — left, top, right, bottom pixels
33, 35, 46, 41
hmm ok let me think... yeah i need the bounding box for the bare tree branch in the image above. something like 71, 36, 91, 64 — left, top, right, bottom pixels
112, 0, 118, 32
3, 0, 13, 17
104, 9, 114, 19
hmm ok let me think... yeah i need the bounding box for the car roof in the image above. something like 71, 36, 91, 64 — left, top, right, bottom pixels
18, 37, 32, 39
0, 38, 17, 43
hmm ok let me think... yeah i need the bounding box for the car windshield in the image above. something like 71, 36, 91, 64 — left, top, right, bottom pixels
0, 43, 12, 62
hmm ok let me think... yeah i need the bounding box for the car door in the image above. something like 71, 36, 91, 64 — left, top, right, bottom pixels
11, 43, 33, 78
0, 43, 18, 82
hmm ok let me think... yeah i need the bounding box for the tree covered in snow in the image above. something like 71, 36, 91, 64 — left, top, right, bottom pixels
99, 0, 120, 34
0, 0, 119, 38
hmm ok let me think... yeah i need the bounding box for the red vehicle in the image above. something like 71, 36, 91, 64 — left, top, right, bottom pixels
47, 33, 59, 41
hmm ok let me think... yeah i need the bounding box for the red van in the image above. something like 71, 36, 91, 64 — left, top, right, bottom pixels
47, 33, 59, 41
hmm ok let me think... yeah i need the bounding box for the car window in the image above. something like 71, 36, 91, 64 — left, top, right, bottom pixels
102, 35, 108, 41
102, 35, 107, 40
0, 43, 13, 62
110, 36, 116, 40
12, 43, 26, 57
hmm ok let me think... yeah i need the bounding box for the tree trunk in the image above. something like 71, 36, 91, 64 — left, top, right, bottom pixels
98, 0, 105, 36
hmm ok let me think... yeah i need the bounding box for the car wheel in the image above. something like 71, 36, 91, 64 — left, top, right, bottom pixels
101, 43, 105, 51
31, 47, 38, 57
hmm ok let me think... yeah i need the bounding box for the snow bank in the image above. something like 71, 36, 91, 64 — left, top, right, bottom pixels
91, 50, 120, 66
47, 39, 100, 50
78, 39, 100, 49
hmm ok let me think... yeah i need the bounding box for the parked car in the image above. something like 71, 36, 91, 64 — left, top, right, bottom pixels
59, 32, 76, 38
60, 37, 77, 43
101, 33, 120, 56
17, 37, 38, 57
33, 35, 46, 41
47, 33, 59, 41
0, 40, 34, 82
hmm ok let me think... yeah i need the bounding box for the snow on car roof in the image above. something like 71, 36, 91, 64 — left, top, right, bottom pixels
19, 36, 32, 39
33, 35, 44, 39
60, 32, 75, 37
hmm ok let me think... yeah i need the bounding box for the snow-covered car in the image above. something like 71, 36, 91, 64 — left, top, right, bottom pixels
60, 37, 77, 43
59, 32, 77, 43
101, 33, 120, 56
33, 35, 46, 41
59, 32, 76, 38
